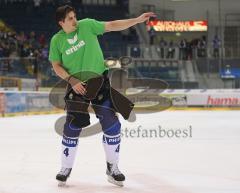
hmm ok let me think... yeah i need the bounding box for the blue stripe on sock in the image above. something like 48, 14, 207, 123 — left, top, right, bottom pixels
62, 135, 78, 147
103, 135, 121, 145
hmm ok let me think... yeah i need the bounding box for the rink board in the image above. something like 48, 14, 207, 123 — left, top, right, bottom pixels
1, 90, 240, 117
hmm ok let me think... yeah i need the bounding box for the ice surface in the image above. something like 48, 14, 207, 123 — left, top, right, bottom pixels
0, 110, 240, 193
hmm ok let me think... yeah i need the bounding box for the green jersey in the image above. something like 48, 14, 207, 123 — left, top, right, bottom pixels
49, 18, 108, 81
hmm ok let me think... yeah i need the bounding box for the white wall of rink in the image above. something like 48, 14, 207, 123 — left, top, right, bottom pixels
126, 88, 240, 107
0, 89, 240, 116
161, 89, 240, 107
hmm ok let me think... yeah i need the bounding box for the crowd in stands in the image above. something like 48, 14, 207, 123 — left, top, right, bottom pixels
0, 29, 222, 62
176, 35, 221, 60
0, 27, 139, 59
131, 35, 221, 60
0, 0, 133, 60
0, 30, 48, 59
0, 0, 221, 62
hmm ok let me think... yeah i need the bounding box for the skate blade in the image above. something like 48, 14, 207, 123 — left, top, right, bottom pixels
58, 181, 67, 187
107, 176, 124, 187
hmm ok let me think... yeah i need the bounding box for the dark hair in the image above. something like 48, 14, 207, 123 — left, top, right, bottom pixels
55, 5, 76, 26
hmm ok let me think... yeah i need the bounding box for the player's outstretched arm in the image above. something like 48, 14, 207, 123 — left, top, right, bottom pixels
105, 12, 156, 32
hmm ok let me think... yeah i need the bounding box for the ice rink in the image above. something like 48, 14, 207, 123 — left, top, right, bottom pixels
0, 110, 240, 193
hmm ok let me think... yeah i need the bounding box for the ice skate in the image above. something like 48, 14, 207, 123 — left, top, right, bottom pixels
56, 167, 72, 187
106, 162, 125, 187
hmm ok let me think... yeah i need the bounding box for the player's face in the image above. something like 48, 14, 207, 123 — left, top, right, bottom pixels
60, 11, 77, 33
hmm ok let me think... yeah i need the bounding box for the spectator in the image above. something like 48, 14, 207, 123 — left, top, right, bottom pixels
20, 43, 31, 57
159, 37, 167, 58
41, 44, 49, 59
166, 40, 175, 59
38, 33, 46, 48
2, 43, 10, 57
197, 36, 206, 58
149, 27, 156, 45
0, 46, 4, 58
179, 39, 187, 60
212, 35, 221, 58
29, 31, 39, 49
17, 31, 27, 46
186, 40, 193, 60
130, 45, 141, 58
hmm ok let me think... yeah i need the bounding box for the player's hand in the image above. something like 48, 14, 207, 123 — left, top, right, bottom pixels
72, 82, 86, 95
68, 76, 86, 95
136, 12, 157, 23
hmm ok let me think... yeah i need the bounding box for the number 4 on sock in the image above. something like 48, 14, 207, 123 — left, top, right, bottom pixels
64, 148, 69, 157
115, 145, 120, 153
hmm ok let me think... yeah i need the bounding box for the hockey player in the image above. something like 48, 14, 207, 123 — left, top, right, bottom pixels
49, 4, 155, 187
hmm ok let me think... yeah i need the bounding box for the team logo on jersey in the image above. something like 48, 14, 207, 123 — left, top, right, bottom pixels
67, 34, 78, 45
65, 40, 86, 55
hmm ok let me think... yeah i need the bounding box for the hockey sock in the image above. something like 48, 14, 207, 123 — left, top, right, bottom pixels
102, 121, 121, 164
61, 122, 82, 168
61, 135, 79, 168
